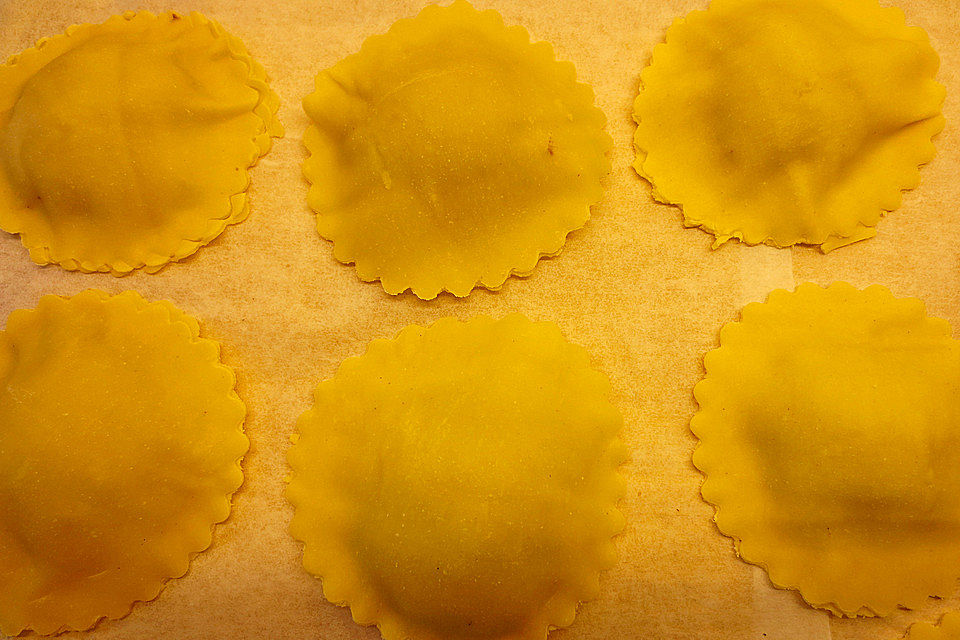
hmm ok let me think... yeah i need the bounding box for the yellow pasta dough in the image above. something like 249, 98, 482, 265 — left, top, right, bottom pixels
902, 613, 960, 640
0, 11, 283, 274
303, 1, 611, 299
633, 0, 944, 251
0, 290, 248, 634
692, 282, 960, 616
287, 315, 626, 640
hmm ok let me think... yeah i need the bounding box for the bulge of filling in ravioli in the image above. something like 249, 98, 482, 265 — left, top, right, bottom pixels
287, 315, 626, 640
303, 0, 611, 299
0, 11, 282, 274
692, 283, 960, 617
634, 0, 944, 250
0, 290, 248, 635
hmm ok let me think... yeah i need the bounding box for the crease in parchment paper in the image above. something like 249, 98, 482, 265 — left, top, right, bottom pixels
735, 246, 832, 640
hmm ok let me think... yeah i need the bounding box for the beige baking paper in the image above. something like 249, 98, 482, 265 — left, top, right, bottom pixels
0, 1, 957, 639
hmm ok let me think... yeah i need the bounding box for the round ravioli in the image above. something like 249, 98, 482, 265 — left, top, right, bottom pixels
0, 11, 283, 274
287, 315, 626, 640
633, 0, 944, 251
692, 282, 960, 616
303, 1, 611, 299
0, 290, 248, 634
902, 613, 960, 640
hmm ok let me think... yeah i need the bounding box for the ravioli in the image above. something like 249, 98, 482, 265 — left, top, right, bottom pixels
0, 11, 283, 274
633, 0, 944, 251
303, 1, 611, 299
287, 315, 626, 640
692, 283, 960, 616
902, 613, 960, 640
0, 290, 248, 634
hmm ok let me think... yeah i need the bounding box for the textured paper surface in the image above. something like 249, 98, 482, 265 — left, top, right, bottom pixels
0, 1, 957, 639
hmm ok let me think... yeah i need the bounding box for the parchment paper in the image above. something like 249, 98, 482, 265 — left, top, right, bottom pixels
0, 0, 957, 638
